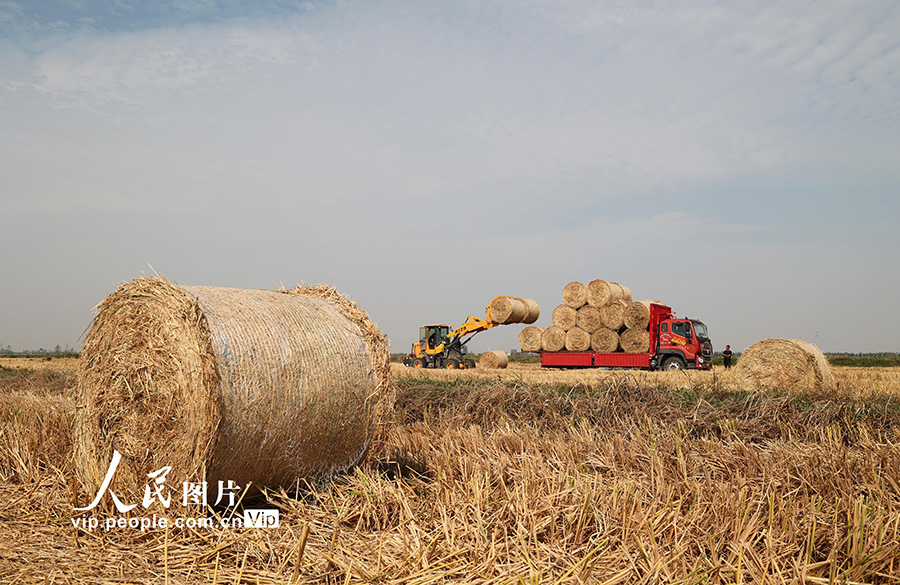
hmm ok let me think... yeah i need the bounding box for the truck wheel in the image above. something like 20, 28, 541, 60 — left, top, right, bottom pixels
413, 358, 427, 369
662, 356, 685, 371
445, 358, 460, 369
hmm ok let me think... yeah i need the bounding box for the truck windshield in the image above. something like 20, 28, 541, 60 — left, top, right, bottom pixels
691, 320, 709, 340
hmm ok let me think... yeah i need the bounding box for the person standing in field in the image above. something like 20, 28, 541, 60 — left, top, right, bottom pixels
723, 345, 733, 369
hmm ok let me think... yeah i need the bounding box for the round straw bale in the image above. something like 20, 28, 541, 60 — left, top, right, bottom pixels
518, 326, 544, 353
618, 283, 633, 302
488, 296, 527, 324
587, 279, 626, 308
623, 300, 654, 330
591, 327, 620, 353
517, 298, 541, 324
575, 306, 602, 333
74, 277, 393, 497
551, 304, 577, 330
541, 326, 566, 352
479, 350, 509, 369
562, 281, 588, 309
620, 328, 650, 353
565, 327, 591, 352
734, 339, 833, 394
599, 300, 627, 330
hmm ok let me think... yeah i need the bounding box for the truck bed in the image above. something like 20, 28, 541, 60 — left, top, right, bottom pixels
540, 352, 651, 369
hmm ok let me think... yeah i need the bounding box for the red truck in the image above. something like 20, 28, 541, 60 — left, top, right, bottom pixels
541, 303, 713, 370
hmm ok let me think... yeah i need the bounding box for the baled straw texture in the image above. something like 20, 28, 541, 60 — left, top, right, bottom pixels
551, 304, 577, 331
623, 299, 666, 330
575, 306, 602, 333
620, 328, 650, 353
541, 326, 566, 352
75, 277, 393, 497
618, 283, 633, 302
488, 296, 527, 324
591, 327, 620, 353
565, 327, 591, 352
518, 326, 544, 353
518, 298, 541, 324
599, 300, 627, 330
561, 281, 587, 309
735, 338, 834, 394
478, 350, 509, 369
587, 279, 624, 308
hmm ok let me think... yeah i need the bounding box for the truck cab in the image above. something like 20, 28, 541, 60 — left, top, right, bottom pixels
655, 318, 713, 370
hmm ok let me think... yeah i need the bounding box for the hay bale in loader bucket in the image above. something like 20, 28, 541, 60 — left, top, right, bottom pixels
734, 338, 833, 394
518, 326, 544, 353
488, 296, 526, 324
479, 350, 509, 369
74, 277, 394, 499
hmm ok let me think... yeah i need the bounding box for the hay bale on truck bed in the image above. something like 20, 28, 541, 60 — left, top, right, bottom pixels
599, 300, 627, 330
518, 326, 544, 353
551, 304, 577, 331
575, 306, 602, 333
565, 327, 591, 352
479, 350, 509, 369
74, 277, 393, 498
735, 338, 833, 394
587, 279, 624, 308
561, 281, 588, 309
541, 326, 566, 352
591, 327, 620, 353
620, 328, 650, 353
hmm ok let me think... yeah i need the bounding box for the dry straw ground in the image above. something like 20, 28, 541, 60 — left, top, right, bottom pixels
2, 357, 900, 583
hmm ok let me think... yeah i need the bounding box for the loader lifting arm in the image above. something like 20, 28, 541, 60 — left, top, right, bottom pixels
404, 299, 508, 369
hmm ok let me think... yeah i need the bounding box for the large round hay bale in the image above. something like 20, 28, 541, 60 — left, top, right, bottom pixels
479, 350, 509, 369
562, 281, 588, 309
599, 300, 627, 330
620, 328, 650, 353
74, 278, 393, 497
515, 297, 541, 324
623, 300, 667, 330
551, 304, 577, 330
518, 326, 544, 353
618, 283, 633, 302
735, 339, 833, 393
565, 327, 591, 352
591, 327, 620, 353
575, 306, 602, 333
587, 279, 624, 308
541, 326, 566, 352
488, 296, 527, 324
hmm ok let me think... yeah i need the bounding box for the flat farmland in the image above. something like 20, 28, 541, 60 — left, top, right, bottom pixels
1, 358, 899, 583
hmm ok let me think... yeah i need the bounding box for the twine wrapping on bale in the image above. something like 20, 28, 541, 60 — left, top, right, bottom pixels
541, 326, 566, 352
599, 300, 627, 330
735, 339, 833, 394
551, 304, 577, 331
620, 328, 650, 353
565, 327, 591, 352
575, 306, 602, 333
561, 282, 588, 309
587, 279, 624, 308
591, 327, 620, 353
488, 296, 527, 324
479, 350, 509, 369
518, 326, 544, 353
74, 277, 394, 498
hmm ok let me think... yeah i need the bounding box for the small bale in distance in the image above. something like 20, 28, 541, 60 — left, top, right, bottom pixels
735, 338, 833, 394
591, 327, 620, 353
576, 306, 602, 333
479, 350, 509, 369
518, 326, 544, 353
541, 326, 567, 352
565, 327, 591, 352
551, 304, 577, 331
562, 281, 588, 309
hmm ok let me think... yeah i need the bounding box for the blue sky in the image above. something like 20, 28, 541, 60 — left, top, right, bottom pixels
1, 0, 898, 354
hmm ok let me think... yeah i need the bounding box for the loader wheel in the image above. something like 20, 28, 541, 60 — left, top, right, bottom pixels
662, 356, 686, 371
465, 359, 476, 369
413, 358, 427, 369
445, 358, 460, 370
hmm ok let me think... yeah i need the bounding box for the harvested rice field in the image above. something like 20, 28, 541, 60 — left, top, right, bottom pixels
2, 357, 900, 583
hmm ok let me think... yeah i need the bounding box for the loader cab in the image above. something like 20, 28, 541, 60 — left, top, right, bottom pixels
420, 325, 450, 352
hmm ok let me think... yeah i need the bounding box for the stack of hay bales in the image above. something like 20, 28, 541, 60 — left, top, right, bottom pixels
519, 279, 667, 354
75, 277, 394, 498
734, 338, 833, 394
